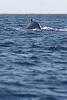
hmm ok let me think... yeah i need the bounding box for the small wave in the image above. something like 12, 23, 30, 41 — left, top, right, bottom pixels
41, 26, 67, 32
12, 26, 67, 32
41, 26, 54, 31
48, 45, 61, 51
57, 28, 67, 32
13, 27, 25, 32
0, 41, 14, 47
13, 61, 35, 66
13, 93, 38, 98
26, 26, 67, 32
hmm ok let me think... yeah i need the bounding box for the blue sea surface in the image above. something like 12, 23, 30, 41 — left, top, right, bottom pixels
0, 14, 67, 100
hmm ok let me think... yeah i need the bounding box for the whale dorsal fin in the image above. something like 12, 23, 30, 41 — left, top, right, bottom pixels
31, 19, 33, 22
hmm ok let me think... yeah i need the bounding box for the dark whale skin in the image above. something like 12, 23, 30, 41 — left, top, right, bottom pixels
26, 21, 41, 29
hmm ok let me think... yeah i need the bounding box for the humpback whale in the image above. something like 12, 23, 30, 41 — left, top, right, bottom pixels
26, 19, 41, 29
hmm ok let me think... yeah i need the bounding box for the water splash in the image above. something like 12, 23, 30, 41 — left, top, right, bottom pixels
57, 28, 67, 32
11, 26, 67, 32
41, 26, 67, 32
41, 26, 54, 30
13, 27, 25, 32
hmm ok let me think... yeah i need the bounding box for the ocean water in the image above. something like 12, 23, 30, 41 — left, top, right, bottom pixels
0, 14, 67, 100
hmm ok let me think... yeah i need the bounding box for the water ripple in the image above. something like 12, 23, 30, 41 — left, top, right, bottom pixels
0, 14, 67, 100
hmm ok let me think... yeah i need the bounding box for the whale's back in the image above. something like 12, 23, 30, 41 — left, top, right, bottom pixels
27, 21, 41, 29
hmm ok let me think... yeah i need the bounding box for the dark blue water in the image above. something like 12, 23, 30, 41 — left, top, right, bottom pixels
0, 14, 67, 100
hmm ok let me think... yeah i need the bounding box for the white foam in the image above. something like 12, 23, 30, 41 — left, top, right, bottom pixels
13, 26, 67, 32
41, 26, 54, 30
41, 26, 67, 32
58, 28, 67, 32
13, 27, 25, 32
